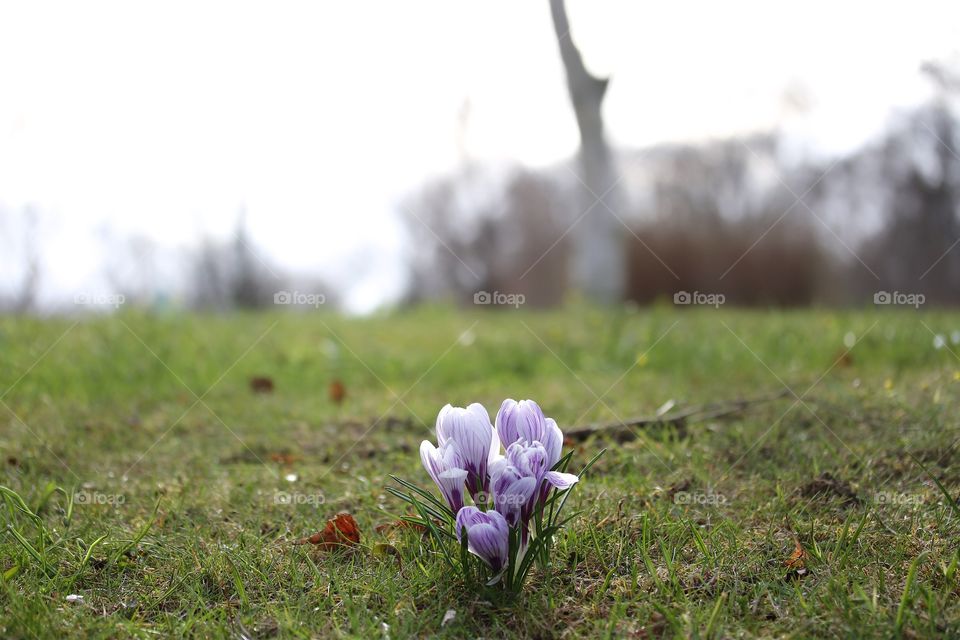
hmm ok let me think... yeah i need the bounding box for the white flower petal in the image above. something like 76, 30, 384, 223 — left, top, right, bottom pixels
545, 470, 579, 490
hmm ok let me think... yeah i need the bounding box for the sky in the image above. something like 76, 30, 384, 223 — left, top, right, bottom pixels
0, 0, 957, 312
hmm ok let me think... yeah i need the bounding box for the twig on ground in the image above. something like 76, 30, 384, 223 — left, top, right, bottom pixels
565, 389, 792, 442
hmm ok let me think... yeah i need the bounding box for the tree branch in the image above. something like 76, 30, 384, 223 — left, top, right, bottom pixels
549, 0, 608, 102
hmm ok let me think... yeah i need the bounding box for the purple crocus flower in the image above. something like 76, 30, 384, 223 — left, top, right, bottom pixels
420, 440, 468, 514
489, 456, 537, 526
455, 506, 510, 573
496, 399, 563, 468
491, 440, 578, 526
435, 403, 500, 497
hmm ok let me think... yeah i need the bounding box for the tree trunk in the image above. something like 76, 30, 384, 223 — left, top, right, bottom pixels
549, 0, 626, 303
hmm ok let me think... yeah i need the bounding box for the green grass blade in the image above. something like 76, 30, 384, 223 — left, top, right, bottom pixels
110, 498, 161, 565
895, 552, 927, 636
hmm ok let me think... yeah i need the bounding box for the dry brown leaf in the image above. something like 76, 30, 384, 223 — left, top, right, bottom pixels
329, 379, 346, 405
785, 539, 809, 578
294, 512, 361, 550
268, 452, 300, 465
250, 376, 275, 393
833, 349, 854, 368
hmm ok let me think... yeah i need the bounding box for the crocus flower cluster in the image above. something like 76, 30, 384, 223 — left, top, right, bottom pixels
420, 399, 579, 580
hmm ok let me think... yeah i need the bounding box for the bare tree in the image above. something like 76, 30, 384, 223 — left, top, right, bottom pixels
856, 103, 960, 303
402, 166, 569, 307
549, 0, 625, 303
623, 135, 833, 306
188, 212, 280, 310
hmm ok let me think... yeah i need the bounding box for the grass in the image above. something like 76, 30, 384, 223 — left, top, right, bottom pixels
0, 305, 958, 638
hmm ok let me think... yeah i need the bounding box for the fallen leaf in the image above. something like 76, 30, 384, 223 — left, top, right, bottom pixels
785, 539, 809, 578
833, 349, 854, 368
268, 452, 300, 465
294, 512, 361, 550
329, 379, 346, 405
250, 376, 275, 393
785, 539, 806, 568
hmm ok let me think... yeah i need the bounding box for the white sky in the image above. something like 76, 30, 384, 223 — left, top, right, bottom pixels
0, 1, 957, 311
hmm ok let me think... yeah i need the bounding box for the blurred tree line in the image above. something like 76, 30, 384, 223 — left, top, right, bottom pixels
403, 59, 960, 308
1, 0, 958, 314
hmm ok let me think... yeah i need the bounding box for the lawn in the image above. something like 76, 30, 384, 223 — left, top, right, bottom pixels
1, 306, 958, 638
